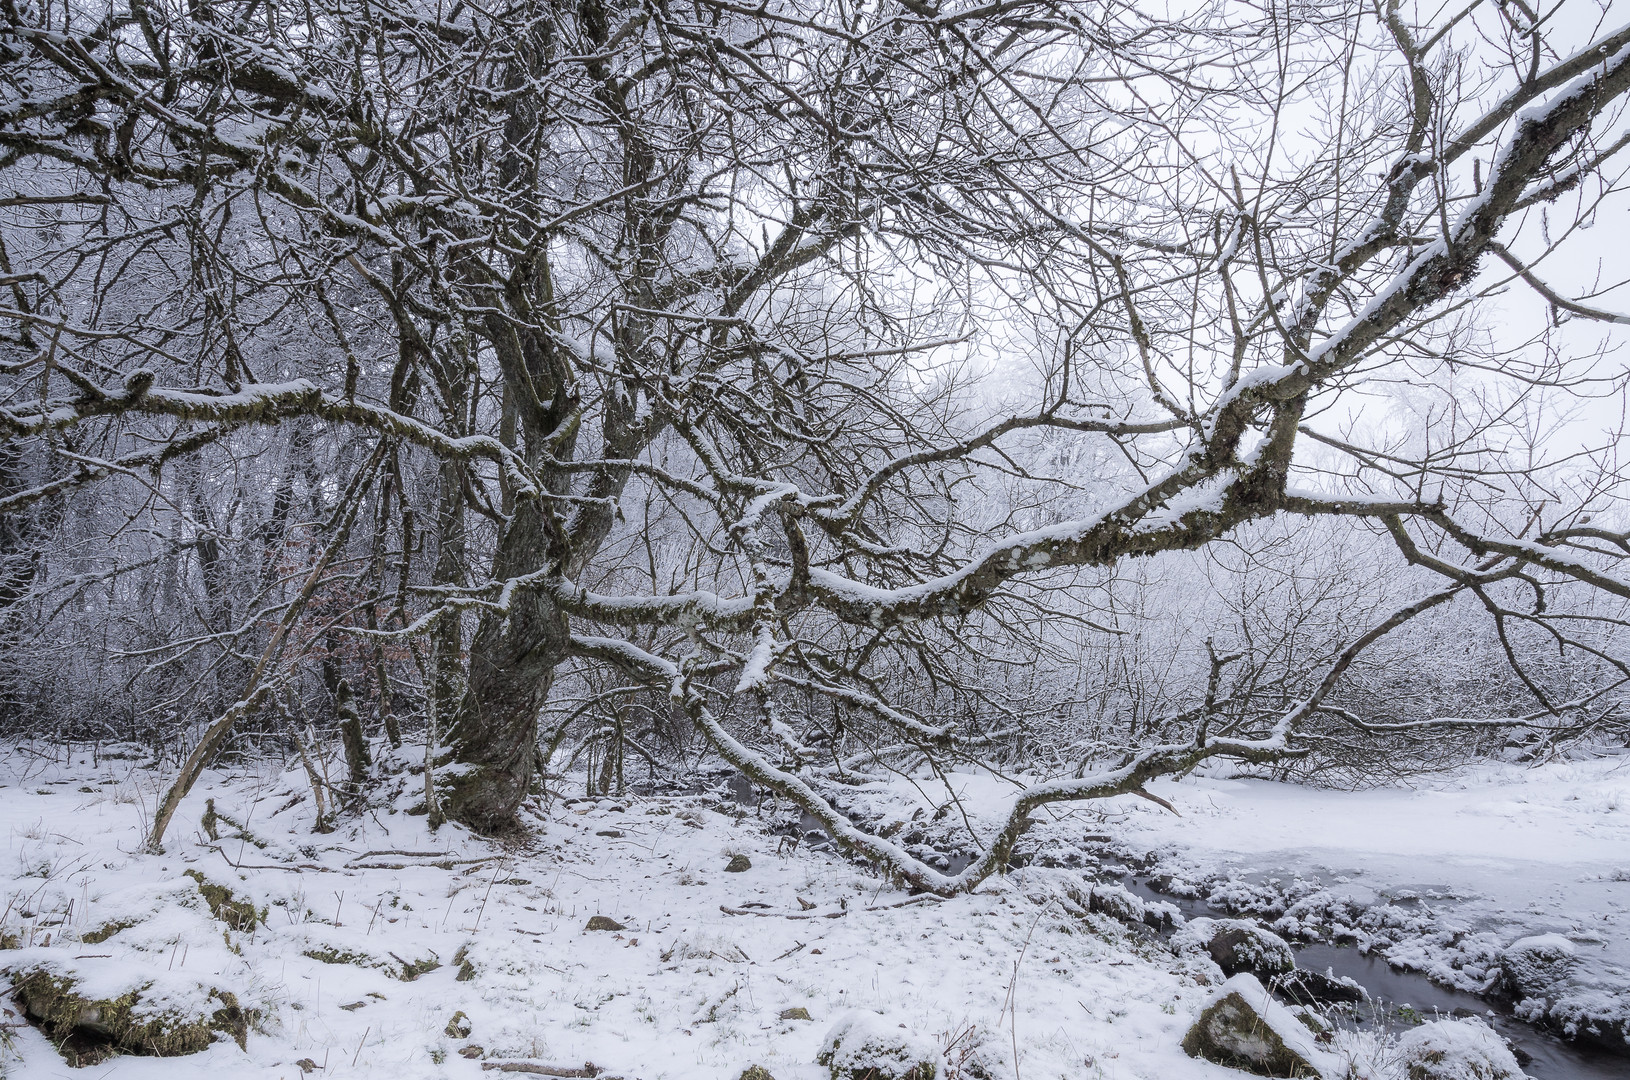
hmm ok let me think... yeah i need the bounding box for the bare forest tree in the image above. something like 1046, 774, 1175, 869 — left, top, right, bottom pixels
3, 0, 1630, 889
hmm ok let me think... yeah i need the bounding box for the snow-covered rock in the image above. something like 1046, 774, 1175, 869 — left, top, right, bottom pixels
817, 1012, 941, 1080
1500, 934, 1577, 1001
1499, 933, 1630, 1051
1174, 916, 1295, 978
1073, 881, 1182, 930
1393, 1017, 1523, 1080
1181, 973, 1337, 1078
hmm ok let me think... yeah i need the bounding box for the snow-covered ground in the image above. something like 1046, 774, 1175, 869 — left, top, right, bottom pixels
0, 745, 1624, 1079
0, 744, 1224, 1080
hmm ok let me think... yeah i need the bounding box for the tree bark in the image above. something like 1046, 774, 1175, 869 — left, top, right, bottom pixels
439, 498, 570, 830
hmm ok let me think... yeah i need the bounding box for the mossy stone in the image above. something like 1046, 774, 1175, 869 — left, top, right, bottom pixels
1181, 987, 1323, 1078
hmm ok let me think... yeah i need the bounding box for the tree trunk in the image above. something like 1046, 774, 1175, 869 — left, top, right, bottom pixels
336, 678, 370, 790
439, 500, 569, 830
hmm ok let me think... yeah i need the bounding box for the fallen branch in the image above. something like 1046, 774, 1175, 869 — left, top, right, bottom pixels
720, 904, 845, 920
480, 1065, 601, 1078
866, 894, 946, 911
353, 849, 456, 859
1130, 787, 1181, 816
347, 857, 492, 870
210, 845, 335, 873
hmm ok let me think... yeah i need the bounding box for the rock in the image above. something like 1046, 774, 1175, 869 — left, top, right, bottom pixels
1395, 1017, 1523, 1080
1500, 934, 1577, 1001
740, 1067, 776, 1080
725, 854, 752, 873
12, 966, 252, 1066
1274, 966, 1367, 1007
1071, 882, 1181, 931
1497, 936, 1630, 1054
1176, 917, 1295, 979
780, 1007, 813, 1021
396, 953, 441, 980
1181, 974, 1334, 1078
454, 944, 477, 981
585, 915, 626, 932
80, 919, 137, 945
445, 1010, 472, 1038
817, 1012, 939, 1080
459, 1044, 484, 1059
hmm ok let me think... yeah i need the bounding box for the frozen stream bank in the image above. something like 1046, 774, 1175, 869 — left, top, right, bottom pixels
1095, 758, 1630, 1077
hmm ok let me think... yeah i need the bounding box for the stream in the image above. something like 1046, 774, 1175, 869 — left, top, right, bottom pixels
722, 774, 1623, 1078
1120, 876, 1627, 1080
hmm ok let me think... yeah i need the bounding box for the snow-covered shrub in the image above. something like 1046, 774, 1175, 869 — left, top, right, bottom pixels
1393, 1017, 1522, 1080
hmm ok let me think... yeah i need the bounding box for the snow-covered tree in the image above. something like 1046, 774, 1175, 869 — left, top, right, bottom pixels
3, 0, 1629, 882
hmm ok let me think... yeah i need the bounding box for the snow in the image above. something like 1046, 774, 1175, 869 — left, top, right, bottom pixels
0, 747, 1227, 1080
1394, 1017, 1524, 1080
1096, 758, 1630, 1045
3, 748, 1623, 1077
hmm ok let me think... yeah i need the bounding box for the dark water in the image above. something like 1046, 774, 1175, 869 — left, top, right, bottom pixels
1122, 878, 1627, 1080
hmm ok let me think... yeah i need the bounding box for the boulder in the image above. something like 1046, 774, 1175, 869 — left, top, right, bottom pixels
817, 1012, 940, 1080
1394, 1017, 1523, 1080
1181, 974, 1334, 1078
1498, 937, 1630, 1054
